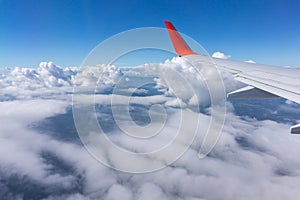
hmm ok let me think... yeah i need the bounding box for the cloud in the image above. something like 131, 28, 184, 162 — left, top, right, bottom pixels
1, 59, 300, 199
0, 62, 124, 101
139, 57, 239, 108
245, 60, 256, 63
212, 51, 231, 59
0, 58, 240, 107
106, 185, 132, 200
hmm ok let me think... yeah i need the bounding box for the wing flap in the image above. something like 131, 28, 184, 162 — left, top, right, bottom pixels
234, 73, 300, 104
291, 124, 300, 134
227, 85, 278, 98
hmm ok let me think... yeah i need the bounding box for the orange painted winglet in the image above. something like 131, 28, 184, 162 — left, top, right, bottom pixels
164, 20, 196, 56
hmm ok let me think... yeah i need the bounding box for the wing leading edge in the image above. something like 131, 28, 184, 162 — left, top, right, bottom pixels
164, 21, 300, 134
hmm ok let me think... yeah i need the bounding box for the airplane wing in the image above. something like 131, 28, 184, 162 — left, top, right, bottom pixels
164, 20, 300, 134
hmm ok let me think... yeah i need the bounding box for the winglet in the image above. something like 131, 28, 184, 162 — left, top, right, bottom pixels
164, 20, 196, 56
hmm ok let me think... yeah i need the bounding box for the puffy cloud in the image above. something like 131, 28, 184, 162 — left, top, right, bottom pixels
212, 51, 231, 59
0, 62, 123, 101
138, 57, 239, 108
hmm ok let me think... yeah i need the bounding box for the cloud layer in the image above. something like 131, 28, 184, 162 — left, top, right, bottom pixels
1, 58, 300, 199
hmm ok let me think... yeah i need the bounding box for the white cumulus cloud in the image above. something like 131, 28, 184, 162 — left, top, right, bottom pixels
212, 51, 231, 59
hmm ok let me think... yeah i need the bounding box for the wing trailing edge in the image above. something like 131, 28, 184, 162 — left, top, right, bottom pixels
227, 85, 278, 98
291, 124, 300, 134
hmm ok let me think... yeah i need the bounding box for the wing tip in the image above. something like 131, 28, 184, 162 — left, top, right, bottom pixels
164, 20, 196, 56
164, 20, 176, 30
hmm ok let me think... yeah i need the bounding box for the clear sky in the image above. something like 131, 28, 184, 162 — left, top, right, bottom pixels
1, 0, 300, 68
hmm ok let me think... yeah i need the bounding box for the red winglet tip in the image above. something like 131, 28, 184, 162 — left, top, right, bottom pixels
164, 20, 176, 30
164, 20, 196, 56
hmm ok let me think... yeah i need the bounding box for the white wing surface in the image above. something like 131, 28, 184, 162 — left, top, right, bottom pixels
164, 20, 300, 134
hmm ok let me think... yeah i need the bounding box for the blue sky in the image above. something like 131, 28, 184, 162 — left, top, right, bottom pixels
0, 0, 299, 67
